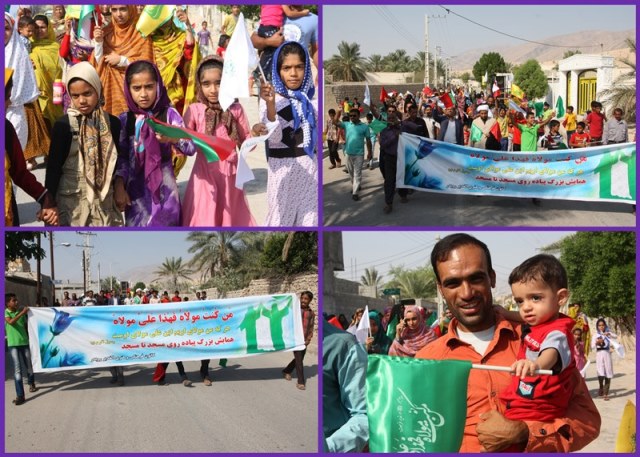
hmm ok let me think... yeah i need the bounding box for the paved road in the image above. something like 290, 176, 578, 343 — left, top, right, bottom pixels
14, 96, 270, 227
322, 153, 636, 227
5, 347, 318, 453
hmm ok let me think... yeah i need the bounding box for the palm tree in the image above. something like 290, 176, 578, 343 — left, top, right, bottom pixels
367, 54, 385, 72
324, 41, 368, 82
186, 232, 247, 283
383, 49, 412, 72
360, 267, 384, 297
393, 269, 436, 299
153, 257, 193, 291
600, 38, 635, 122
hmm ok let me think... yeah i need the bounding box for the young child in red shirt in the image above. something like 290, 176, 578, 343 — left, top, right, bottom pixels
585, 101, 605, 144
569, 122, 591, 148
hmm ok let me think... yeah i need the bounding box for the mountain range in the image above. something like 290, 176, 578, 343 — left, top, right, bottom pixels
450, 29, 635, 72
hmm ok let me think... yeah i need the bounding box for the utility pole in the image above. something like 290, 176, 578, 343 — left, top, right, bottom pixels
435, 46, 442, 88
424, 14, 445, 87
77, 232, 96, 293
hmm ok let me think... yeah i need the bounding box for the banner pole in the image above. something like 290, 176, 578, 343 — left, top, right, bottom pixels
471, 363, 552, 375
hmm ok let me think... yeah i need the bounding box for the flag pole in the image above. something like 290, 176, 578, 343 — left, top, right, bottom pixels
471, 363, 552, 375
257, 62, 268, 85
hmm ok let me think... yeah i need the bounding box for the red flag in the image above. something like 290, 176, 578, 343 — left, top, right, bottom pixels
380, 86, 388, 103
422, 86, 433, 96
490, 121, 502, 141
492, 79, 501, 98
439, 93, 454, 109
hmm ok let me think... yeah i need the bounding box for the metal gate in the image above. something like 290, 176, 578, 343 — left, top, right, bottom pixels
578, 70, 597, 114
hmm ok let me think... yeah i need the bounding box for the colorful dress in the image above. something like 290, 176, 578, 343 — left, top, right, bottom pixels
260, 41, 318, 227
116, 62, 195, 227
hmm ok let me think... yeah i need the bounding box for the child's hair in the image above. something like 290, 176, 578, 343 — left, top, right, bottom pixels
5, 293, 16, 305
218, 34, 230, 47
549, 119, 560, 129
341, 115, 349, 122
197, 58, 223, 81
328, 108, 336, 116
577, 121, 586, 129
567, 105, 574, 111
300, 291, 314, 301
543, 102, 550, 108
18, 15, 34, 29
202, 21, 208, 26
125, 60, 157, 85
526, 111, 535, 119
276, 42, 306, 74
572, 327, 583, 336
349, 108, 360, 116
508, 254, 568, 292
366, 112, 373, 120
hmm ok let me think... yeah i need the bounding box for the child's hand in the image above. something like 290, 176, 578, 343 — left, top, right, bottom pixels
104, 52, 120, 66
511, 359, 539, 379
260, 82, 276, 104
93, 26, 103, 43
251, 123, 268, 137
114, 180, 131, 212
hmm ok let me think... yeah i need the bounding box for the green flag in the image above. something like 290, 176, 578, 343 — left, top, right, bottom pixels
470, 124, 483, 143
367, 355, 471, 452
369, 118, 388, 134
385, 314, 399, 341
555, 96, 565, 118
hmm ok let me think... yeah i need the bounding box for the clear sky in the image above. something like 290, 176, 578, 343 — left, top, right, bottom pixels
323, 5, 635, 60
335, 231, 576, 297
30, 231, 198, 284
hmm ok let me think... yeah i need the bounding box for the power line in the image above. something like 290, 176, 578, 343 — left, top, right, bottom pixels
438, 5, 600, 49
373, 6, 422, 55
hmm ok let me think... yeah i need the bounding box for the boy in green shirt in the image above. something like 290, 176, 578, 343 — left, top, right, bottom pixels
5, 293, 38, 405
512, 111, 553, 152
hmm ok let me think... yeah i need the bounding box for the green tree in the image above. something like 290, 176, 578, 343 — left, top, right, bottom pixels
100, 276, 121, 294
360, 268, 384, 297
562, 50, 582, 59
382, 49, 412, 72
260, 232, 317, 276
153, 257, 193, 291
472, 52, 509, 83
384, 265, 436, 299
513, 59, 548, 100
133, 281, 146, 292
5, 232, 45, 264
367, 54, 385, 72
325, 41, 368, 82
600, 38, 635, 122
543, 232, 635, 334
460, 72, 471, 84
187, 232, 247, 283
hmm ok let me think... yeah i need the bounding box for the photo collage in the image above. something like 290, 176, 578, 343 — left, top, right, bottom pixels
3, 3, 636, 454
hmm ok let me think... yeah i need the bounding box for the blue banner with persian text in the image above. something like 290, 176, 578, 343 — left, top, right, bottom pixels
397, 133, 636, 204
28, 294, 304, 372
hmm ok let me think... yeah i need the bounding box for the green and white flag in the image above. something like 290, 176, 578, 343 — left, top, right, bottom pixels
367, 355, 471, 453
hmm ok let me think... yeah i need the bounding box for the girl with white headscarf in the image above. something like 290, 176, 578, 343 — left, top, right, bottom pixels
44, 62, 126, 226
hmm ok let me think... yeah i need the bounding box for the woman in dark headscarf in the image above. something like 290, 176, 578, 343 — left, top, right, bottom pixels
365, 311, 392, 355
388, 305, 437, 357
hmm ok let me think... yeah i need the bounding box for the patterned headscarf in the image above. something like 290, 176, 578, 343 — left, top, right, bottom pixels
64, 62, 116, 203
271, 41, 316, 157
196, 56, 240, 145
123, 61, 171, 204
388, 305, 437, 357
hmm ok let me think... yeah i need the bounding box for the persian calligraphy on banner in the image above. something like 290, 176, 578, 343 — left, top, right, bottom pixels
397, 133, 636, 204
28, 294, 305, 373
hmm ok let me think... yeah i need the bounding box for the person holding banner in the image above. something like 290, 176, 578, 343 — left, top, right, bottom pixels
417, 233, 600, 452
181, 57, 256, 227
5, 294, 38, 405
282, 291, 315, 390
115, 61, 195, 227
379, 105, 406, 214
260, 41, 318, 225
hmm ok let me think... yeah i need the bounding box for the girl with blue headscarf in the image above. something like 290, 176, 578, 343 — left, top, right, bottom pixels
259, 41, 318, 226
365, 311, 392, 355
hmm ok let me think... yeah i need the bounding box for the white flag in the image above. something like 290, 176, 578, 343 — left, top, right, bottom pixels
363, 83, 371, 106
354, 305, 370, 344
219, 13, 260, 111
235, 121, 279, 189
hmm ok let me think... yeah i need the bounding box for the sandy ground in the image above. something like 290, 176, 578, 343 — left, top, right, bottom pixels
14, 96, 270, 227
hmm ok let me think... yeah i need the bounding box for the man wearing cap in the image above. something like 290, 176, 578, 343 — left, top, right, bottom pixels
133, 289, 143, 305
470, 105, 497, 149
